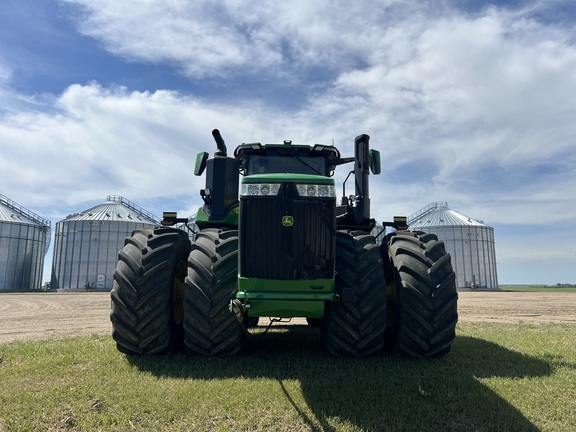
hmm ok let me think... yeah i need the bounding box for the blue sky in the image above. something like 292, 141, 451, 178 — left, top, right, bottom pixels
1, 0, 575, 285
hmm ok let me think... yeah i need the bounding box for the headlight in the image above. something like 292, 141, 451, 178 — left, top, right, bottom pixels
241, 183, 281, 196
296, 184, 336, 198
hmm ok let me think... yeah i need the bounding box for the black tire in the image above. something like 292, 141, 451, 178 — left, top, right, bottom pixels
321, 230, 387, 357
245, 316, 260, 328
184, 228, 246, 356
306, 318, 322, 328
382, 231, 458, 358
111, 227, 191, 355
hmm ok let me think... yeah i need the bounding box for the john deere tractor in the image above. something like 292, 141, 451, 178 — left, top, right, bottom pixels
110, 130, 458, 358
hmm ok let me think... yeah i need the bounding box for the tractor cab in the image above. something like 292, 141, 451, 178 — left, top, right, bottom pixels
235, 141, 341, 177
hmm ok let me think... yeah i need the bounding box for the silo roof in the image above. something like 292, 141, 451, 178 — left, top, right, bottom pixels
408, 201, 487, 229
63, 195, 160, 224
0, 194, 51, 227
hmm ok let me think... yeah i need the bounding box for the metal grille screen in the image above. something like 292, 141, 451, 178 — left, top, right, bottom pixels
239, 186, 335, 280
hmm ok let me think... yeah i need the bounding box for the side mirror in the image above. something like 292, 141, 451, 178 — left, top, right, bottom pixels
369, 149, 381, 175
194, 152, 209, 176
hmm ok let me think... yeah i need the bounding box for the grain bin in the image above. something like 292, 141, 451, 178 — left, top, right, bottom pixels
51, 195, 159, 290
0, 194, 51, 291
408, 201, 499, 289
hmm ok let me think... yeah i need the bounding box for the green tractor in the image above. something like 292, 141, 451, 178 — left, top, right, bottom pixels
110, 130, 458, 358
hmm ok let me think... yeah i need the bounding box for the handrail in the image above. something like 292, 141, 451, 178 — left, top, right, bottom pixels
407, 201, 448, 224
106, 195, 160, 224
0, 194, 51, 228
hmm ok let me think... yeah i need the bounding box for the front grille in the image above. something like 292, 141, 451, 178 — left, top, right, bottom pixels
239, 184, 335, 280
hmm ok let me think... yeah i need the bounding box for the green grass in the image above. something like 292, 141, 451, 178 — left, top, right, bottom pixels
500, 285, 576, 293
1, 323, 575, 431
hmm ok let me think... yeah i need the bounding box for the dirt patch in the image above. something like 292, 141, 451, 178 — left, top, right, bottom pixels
457, 291, 576, 324
0, 292, 111, 343
0, 291, 575, 343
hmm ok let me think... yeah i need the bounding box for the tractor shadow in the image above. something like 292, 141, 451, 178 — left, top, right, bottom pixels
128, 324, 551, 431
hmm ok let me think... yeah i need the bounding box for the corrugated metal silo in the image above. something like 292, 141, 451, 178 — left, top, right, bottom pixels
51, 195, 159, 290
408, 201, 499, 289
0, 194, 51, 291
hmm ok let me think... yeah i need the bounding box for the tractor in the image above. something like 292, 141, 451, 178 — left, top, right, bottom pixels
110, 130, 458, 358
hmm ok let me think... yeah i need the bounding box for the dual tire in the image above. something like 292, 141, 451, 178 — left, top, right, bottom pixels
111, 227, 457, 358
322, 229, 458, 358
111, 227, 245, 356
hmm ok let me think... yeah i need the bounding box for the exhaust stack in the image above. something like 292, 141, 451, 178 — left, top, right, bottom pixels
353, 134, 371, 225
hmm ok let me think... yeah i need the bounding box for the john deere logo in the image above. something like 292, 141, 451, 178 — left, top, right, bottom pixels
282, 215, 294, 227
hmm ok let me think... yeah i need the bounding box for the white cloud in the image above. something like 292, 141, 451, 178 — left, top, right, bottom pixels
60, 0, 287, 78
61, 0, 420, 80
57, 1, 576, 176
0, 83, 257, 212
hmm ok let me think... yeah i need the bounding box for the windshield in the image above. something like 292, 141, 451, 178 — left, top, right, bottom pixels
247, 155, 327, 176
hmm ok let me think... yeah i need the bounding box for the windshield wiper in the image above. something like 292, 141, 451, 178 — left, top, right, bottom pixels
287, 154, 324, 175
